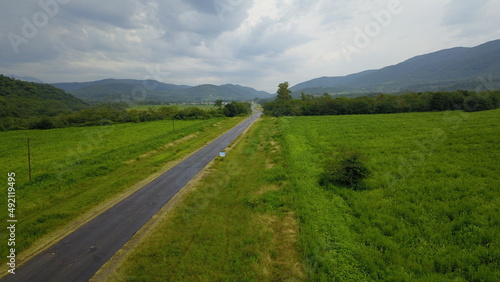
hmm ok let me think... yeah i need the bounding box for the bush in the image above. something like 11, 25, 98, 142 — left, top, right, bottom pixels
30, 116, 55, 130
321, 148, 371, 189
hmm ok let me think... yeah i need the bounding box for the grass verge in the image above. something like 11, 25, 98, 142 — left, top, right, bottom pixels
103, 117, 305, 281
0, 117, 244, 267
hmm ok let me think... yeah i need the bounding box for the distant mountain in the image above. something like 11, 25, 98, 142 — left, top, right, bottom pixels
0, 75, 87, 127
175, 84, 271, 102
52, 79, 189, 93
6, 74, 45, 83
291, 39, 500, 96
52, 79, 271, 103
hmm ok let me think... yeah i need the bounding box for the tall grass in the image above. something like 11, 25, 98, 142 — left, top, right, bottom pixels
106, 118, 304, 281
281, 109, 499, 280
0, 117, 244, 261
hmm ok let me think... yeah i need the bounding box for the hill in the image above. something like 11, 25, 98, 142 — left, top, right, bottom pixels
174, 84, 271, 102
291, 39, 500, 96
53, 79, 271, 103
0, 74, 87, 119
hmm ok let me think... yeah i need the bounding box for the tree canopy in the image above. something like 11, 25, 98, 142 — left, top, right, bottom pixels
276, 82, 293, 100
263, 82, 500, 117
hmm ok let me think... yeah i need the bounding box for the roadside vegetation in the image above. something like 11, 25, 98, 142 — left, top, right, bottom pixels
0, 116, 246, 263
281, 109, 499, 280
102, 109, 498, 281
105, 118, 305, 281
2, 101, 251, 131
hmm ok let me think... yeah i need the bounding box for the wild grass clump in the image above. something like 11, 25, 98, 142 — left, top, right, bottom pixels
320, 147, 370, 190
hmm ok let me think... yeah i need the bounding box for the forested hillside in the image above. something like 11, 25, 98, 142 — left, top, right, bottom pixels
0, 75, 87, 130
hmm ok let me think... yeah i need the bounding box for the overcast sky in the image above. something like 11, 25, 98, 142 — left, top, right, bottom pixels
1, 0, 499, 93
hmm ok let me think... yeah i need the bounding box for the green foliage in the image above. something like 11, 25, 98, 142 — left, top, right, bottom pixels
0, 117, 245, 261
1, 97, 250, 131
214, 99, 223, 109
0, 75, 88, 130
263, 89, 500, 117
223, 101, 252, 117
276, 82, 293, 100
0, 75, 253, 131
108, 118, 302, 281
29, 116, 55, 130
321, 148, 370, 189
281, 110, 500, 280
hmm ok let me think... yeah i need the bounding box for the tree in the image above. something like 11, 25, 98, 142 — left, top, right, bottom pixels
276, 82, 292, 100
30, 116, 55, 130
224, 101, 251, 117
215, 99, 223, 109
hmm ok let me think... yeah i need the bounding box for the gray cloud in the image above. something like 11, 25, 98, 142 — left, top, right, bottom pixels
442, 0, 487, 26
62, 0, 140, 29
0, 0, 499, 92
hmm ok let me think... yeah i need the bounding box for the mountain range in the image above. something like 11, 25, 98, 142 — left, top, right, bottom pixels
6, 39, 500, 102
52, 79, 271, 103
291, 39, 500, 96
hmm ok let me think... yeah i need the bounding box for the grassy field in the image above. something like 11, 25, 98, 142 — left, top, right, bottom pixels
0, 117, 244, 262
104, 118, 305, 281
280, 109, 499, 280
2, 109, 497, 280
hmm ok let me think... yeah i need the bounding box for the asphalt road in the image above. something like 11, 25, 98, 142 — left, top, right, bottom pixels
3, 112, 261, 282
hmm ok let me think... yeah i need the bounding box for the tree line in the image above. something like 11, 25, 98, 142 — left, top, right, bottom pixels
0, 75, 253, 131
263, 82, 500, 117
1, 102, 252, 131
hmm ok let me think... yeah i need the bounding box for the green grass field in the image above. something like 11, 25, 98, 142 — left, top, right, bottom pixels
280, 109, 499, 280
2, 109, 498, 280
0, 117, 244, 262
104, 118, 305, 281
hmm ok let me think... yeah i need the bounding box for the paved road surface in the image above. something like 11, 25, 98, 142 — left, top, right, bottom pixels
2, 112, 261, 282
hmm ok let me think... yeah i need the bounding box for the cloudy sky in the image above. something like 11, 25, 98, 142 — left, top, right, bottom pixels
1, 0, 499, 93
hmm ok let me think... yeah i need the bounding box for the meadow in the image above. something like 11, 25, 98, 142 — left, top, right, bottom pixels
280, 109, 499, 280
0, 117, 244, 262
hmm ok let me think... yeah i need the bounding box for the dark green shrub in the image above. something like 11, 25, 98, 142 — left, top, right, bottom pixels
30, 116, 55, 130
321, 148, 371, 189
